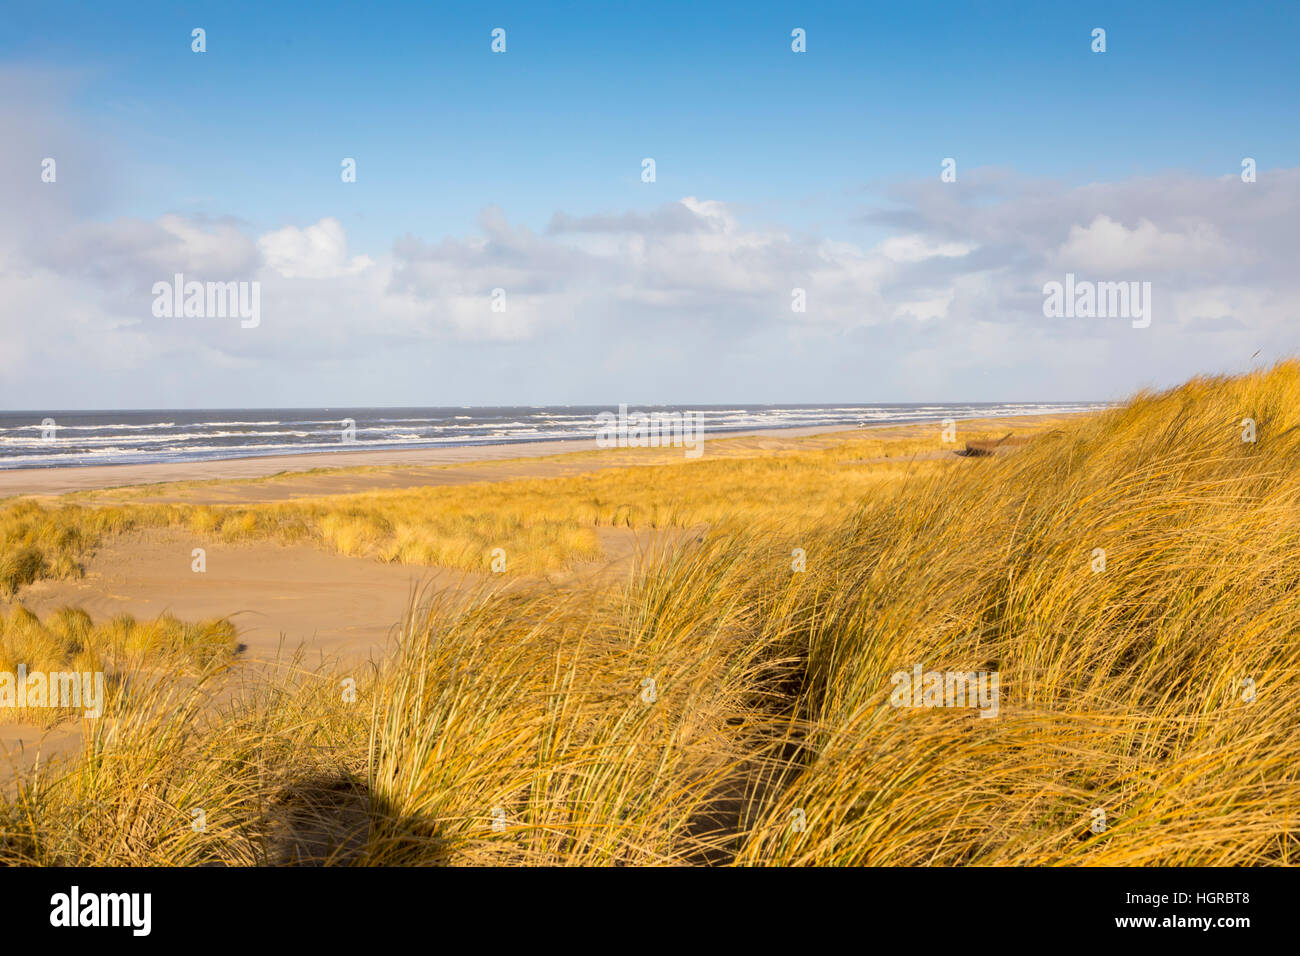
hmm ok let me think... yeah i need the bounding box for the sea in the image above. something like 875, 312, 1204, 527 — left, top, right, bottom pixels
0, 403, 1109, 470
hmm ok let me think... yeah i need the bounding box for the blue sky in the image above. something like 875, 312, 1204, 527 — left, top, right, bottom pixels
7, 0, 1296, 247
1, 1, 1298, 407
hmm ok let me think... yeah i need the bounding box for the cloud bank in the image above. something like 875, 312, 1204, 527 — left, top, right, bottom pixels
2, 75, 1296, 407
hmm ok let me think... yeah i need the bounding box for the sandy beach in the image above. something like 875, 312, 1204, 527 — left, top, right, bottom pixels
0, 424, 863, 498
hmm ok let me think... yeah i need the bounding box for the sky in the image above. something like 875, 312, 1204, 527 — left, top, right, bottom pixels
1, 0, 1297, 409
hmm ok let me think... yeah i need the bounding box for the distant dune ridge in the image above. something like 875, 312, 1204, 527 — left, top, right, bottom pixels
0, 364, 1296, 864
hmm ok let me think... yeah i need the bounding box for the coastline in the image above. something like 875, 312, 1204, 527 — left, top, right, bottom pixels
0, 423, 848, 496
0, 414, 1088, 497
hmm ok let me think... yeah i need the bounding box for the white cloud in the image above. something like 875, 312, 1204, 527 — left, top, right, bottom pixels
1053, 215, 1233, 273
879, 235, 974, 263
258, 217, 373, 279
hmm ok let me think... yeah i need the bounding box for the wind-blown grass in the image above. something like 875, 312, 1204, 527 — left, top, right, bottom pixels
1, 364, 1296, 864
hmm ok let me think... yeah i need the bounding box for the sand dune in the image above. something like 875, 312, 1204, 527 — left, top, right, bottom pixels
0, 418, 1061, 782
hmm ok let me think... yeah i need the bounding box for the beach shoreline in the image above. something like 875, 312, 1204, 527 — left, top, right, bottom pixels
0, 412, 1098, 498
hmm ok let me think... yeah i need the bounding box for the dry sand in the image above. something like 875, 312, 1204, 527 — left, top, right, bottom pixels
17, 529, 441, 666
13, 525, 681, 667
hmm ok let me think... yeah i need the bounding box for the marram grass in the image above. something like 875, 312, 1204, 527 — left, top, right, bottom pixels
1, 363, 1298, 864
0, 605, 237, 727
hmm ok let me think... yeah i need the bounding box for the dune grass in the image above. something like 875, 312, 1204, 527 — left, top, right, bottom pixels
0, 605, 238, 727
0, 418, 1027, 583
1, 364, 1297, 864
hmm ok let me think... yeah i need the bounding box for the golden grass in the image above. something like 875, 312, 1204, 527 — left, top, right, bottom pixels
0, 605, 238, 727
0, 419, 1039, 583
1, 366, 1297, 864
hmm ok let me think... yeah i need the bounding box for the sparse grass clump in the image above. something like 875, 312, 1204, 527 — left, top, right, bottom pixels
0, 605, 238, 726
0, 500, 103, 595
